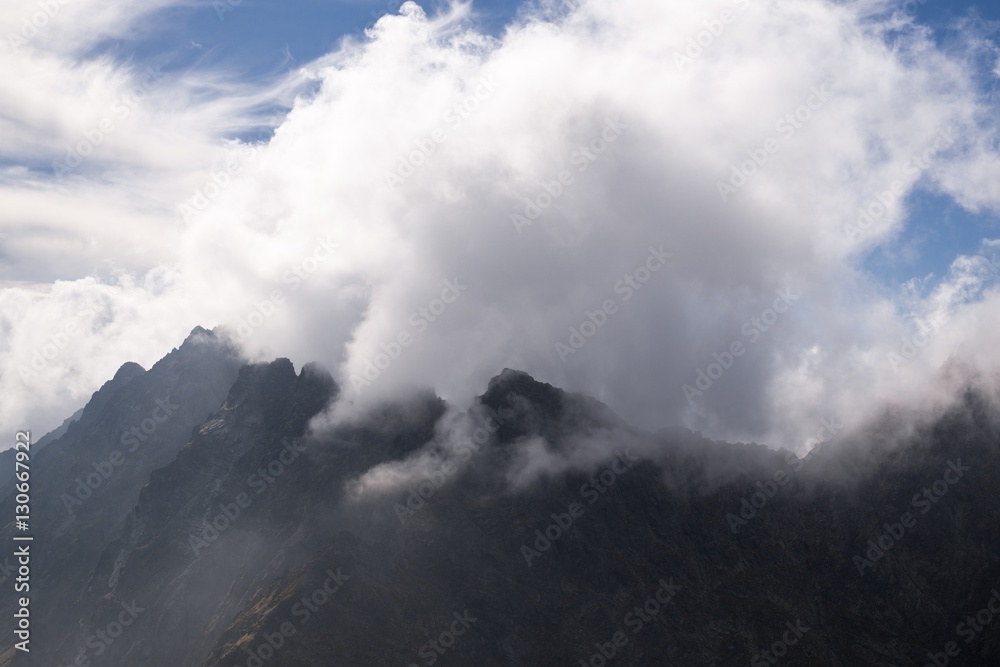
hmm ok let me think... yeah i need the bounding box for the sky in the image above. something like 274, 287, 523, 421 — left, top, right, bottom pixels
1, 0, 999, 452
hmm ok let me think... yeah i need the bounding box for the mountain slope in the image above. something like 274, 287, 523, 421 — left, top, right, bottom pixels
0, 327, 243, 666
3, 337, 999, 666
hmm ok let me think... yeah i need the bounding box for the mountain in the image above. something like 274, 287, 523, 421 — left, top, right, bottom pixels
2, 333, 999, 666
0, 326, 243, 666
0, 405, 86, 488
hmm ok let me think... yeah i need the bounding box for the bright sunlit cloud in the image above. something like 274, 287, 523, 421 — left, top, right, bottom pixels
2, 0, 999, 452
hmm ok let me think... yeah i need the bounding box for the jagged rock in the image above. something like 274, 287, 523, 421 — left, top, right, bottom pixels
2, 336, 999, 666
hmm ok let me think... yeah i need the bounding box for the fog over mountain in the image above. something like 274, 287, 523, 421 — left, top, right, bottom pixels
1, 328, 999, 666
2, 0, 1000, 664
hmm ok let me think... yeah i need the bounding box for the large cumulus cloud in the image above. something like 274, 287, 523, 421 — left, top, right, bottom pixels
2, 0, 1000, 451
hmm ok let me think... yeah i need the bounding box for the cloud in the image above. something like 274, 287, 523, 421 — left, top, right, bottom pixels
2, 0, 1000, 453
0, 0, 185, 55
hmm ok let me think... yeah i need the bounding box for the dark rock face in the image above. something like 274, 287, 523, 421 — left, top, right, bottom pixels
0, 327, 243, 666
2, 335, 999, 666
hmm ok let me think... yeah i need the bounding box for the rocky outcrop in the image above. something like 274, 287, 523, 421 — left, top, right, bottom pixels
3, 335, 999, 666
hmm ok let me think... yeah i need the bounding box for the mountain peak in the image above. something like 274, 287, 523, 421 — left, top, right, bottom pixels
479, 368, 626, 446
482, 368, 562, 410
181, 325, 217, 347
112, 361, 145, 383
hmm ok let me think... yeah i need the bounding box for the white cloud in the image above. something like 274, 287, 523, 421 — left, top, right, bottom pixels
2, 0, 1000, 452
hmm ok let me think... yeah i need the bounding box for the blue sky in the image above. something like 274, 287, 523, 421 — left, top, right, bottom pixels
862, 0, 1000, 286
867, 191, 999, 288
100, 0, 522, 76
86, 1, 525, 147
914, 0, 1000, 24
